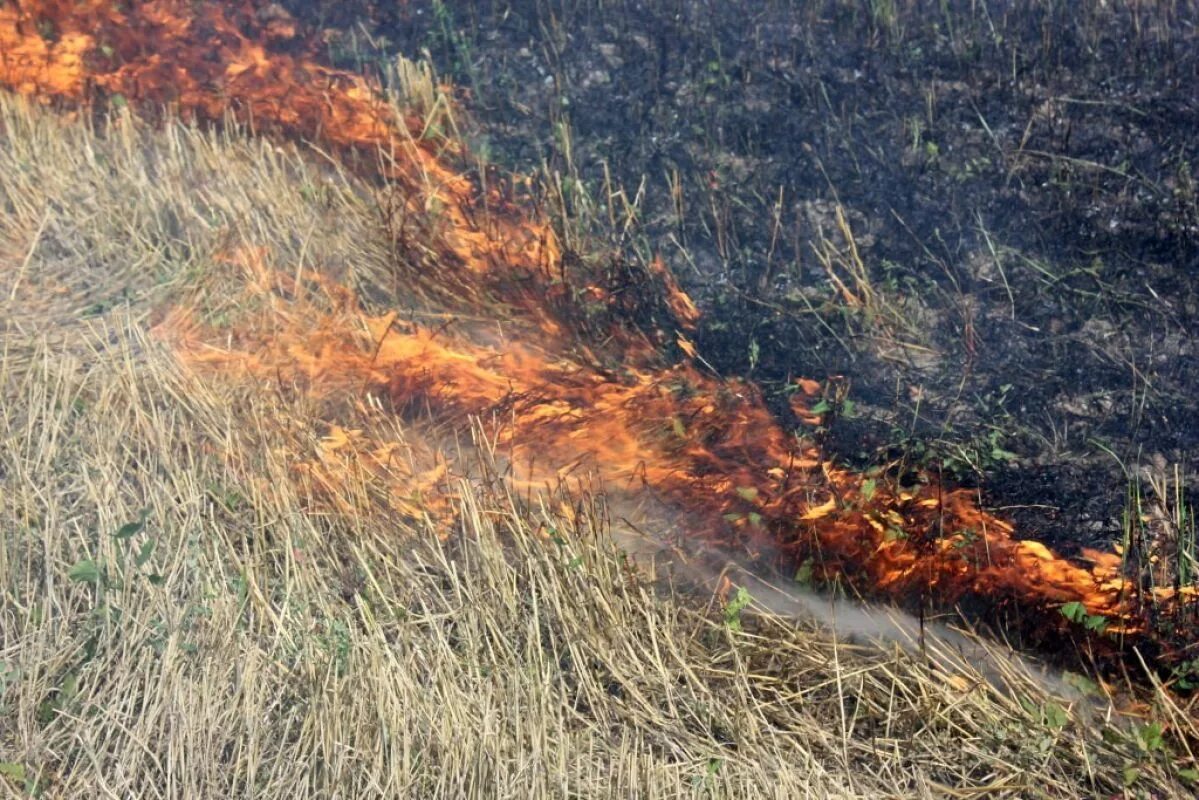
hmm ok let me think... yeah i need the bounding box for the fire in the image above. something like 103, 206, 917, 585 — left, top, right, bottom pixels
164, 247, 1140, 647
5, 0, 1194, 668
0, 0, 578, 336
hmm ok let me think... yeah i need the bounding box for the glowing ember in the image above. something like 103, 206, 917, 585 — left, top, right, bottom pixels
6, 0, 1195, 669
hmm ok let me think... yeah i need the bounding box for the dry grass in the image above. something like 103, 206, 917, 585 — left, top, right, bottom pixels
0, 95, 1195, 798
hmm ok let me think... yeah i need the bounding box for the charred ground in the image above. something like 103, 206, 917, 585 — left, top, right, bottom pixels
292, 0, 1199, 562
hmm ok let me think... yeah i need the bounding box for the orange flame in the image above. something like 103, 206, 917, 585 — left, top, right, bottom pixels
0, 0, 608, 340
162, 247, 1141, 648
6, 0, 1195, 668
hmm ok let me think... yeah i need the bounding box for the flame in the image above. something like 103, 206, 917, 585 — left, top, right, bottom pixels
0, 0, 596, 340
162, 248, 1138, 645
6, 0, 1195, 667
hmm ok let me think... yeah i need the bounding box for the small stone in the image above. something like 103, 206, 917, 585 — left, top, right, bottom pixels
583, 69, 610, 87
597, 43, 623, 68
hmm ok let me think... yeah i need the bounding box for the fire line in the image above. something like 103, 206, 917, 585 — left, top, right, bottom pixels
4, 0, 1195, 674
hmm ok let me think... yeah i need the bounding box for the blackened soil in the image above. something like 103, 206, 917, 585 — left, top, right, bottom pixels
293, 1, 1198, 558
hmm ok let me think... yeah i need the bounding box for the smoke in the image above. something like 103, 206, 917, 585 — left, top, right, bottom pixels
596, 488, 1093, 702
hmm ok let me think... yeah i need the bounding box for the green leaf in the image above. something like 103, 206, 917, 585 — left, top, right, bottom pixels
747, 512, 763, 528
794, 558, 814, 586
810, 400, 831, 415
1123, 766, 1140, 787
724, 587, 752, 631
1060, 601, 1087, 624
735, 486, 758, 502
1137, 722, 1164, 752
991, 446, 1018, 462
113, 510, 148, 540
671, 417, 686, 439
1043, 703, 1068, 729
840, 398, 856, 418
0, 762, 25, 783
134, 539, 155, 568
67, 559, 101, 585
146, 574, 166, 586
1178, 768, 1199, 784
1084, 614, 1108, 633
861, 479, 877, 501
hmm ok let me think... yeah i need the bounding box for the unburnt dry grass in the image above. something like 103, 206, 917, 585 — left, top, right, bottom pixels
0, 96, 1196, 797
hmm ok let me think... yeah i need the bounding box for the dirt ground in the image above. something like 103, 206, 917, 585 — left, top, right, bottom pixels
293, 1, 1198, 558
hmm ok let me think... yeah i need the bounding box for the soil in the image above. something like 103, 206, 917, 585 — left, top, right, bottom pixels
289, 1, 1199, 559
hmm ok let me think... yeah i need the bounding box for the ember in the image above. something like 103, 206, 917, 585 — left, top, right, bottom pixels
5, 0, 1195, 674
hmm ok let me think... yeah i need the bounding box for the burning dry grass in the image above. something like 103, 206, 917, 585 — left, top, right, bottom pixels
3, 0, 1197, 685
1, 96, 1197, 798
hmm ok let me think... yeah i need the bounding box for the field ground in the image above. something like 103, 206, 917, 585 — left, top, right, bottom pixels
1, 76, 1198, 797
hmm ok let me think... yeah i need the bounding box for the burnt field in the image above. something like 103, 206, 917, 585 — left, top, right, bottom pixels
5, 1, 1199, 794
305, 0, 1199, 562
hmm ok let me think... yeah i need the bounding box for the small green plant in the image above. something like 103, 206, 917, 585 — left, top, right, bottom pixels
320, 619, 353, 677
429, 0, 478, 93
691, 756, 722, 790
889, 420, 1019, 486
723, 586, 752, 632
1115, 462, 1197, 636
1169, 659, 1199, 691
67, 509, 162, 594
793, 558, 814, 586
1135, 722, 1164, 753
0, 760, 43, 796
1060, 601, 1108, 634
861, 478, 877, 500
1042, 702, 1069, 729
